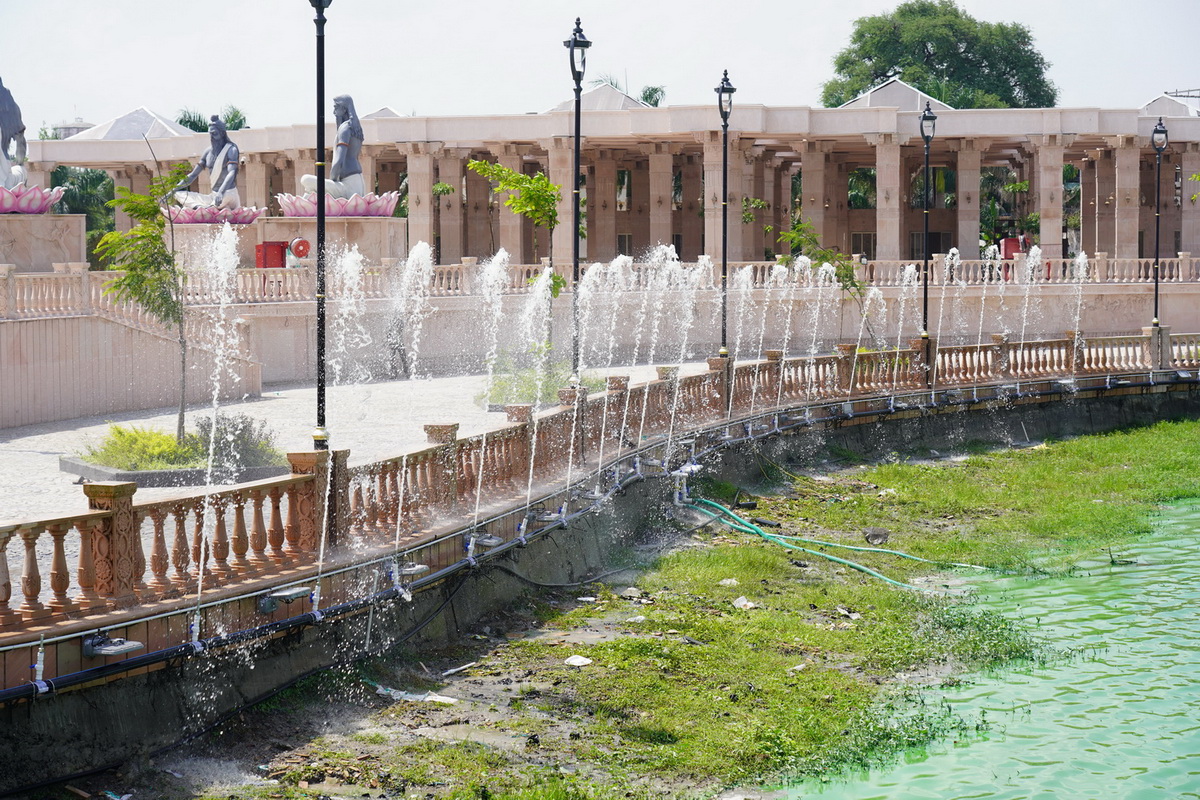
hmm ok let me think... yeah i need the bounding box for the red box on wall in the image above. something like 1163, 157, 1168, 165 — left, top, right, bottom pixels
255, 241, 287, 269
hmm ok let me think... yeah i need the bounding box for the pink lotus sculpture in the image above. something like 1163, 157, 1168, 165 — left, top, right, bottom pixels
276, 191, 400, 218
0, 183, 65, 214
163, 205, 265, 225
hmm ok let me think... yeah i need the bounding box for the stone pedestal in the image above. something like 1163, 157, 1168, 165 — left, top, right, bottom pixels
257, 216, 409, 264
171, 223, 258, 269
0, 214, 86, 272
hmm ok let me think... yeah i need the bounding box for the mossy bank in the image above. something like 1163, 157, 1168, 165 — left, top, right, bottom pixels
39, 420, 1200, 800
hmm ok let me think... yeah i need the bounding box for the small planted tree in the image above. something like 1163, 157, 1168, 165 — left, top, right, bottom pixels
466, 159, 563, 291
96, 163, 191, 441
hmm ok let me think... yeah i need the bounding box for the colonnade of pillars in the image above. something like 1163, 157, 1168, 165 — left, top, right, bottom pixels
18, 134, 1199, 267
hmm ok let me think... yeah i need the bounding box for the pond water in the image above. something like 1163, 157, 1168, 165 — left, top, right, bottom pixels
781, 501, 1200, 800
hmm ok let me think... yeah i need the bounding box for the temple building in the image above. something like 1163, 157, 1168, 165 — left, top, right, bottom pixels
21, 80, 1200, 267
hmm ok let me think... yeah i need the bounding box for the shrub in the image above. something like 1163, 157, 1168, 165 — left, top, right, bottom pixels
80, 413, 285, 474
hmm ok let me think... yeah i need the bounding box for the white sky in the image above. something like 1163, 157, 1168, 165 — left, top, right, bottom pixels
4, 0, 1198, 134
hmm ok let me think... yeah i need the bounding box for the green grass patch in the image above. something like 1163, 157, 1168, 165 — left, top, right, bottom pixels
80, 412, 286, 471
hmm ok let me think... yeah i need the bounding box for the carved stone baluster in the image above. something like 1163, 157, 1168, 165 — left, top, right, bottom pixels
73, 519, 101, 609
0, 531, 22, 625
146, 508, 172, 594
284, 483, 301, 557
350, 480, 365, 535
171, 504, 190, 584
362, 473, 379, 536
231, 492, 251, 573
249, 489, 270, 569
192, 499, 207, 577
210, 497, 232, 578
47, 522, 79, 612
268, 486, 288, 564
388, 463, 401, 526
20, 526, 51, 620
131, 510, 149, 596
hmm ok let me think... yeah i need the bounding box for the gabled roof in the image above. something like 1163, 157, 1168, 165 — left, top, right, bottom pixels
546, 84, 648, 113
1141, 94, 1199, 118
839, 78, 954, 112
67, 107, 194, 140
363, 106, 404, 120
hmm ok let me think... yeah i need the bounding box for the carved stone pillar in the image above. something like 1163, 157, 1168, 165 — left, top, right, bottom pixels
465, 164, 494, 259
871, 135, 904, 260
437, 151, 467, 265
1036, 135, 1069, 259
648, 147, 674, 249
701, 132, 744, 261
681, 154, 703, 260
1181, 143, 1200, 258
491, 146, 528, 264
546, 138, 575, 277
83, 482, 139, 608
592, 151, 618, 262
953, 141, 983, 260
1114, 137, 1140, 259
405, 146, 437, 255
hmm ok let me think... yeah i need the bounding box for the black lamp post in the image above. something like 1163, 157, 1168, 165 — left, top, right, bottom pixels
310, 0, 332, 450
1151, 117, 1169, 327
919, 101, 937, 385
564, 18, 590, 381
715, 71, 736, 357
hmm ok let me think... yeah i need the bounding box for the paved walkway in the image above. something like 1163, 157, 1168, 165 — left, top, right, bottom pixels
0, 364, 703, 523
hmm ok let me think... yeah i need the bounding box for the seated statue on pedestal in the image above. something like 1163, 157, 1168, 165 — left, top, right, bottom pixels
0, 76, 28, 191
171, 116, 242, 210
300, 94, 364, 199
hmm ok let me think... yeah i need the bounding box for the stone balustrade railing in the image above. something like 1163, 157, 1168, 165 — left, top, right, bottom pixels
6, 252, 1199, 321
3, 325, 1194, 654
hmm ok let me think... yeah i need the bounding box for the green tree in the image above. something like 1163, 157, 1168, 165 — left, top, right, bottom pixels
590, 74, 666, 107
177, 105, 249, 132
96, 163, 191, 441
821, 0, 1057, 109
467, 159, 561, 278
51, 166, 115, 266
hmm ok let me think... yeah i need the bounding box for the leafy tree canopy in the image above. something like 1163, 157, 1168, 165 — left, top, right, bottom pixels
177, 105, 248, 132
820, 0, 1057, 109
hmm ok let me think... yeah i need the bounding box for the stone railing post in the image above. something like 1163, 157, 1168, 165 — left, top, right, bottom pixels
706, 356, 731, 414
762, 350, 783, 404
66, 262, 92, 314
991, 334, 1011, 380
1094, 252, 1109, 282
0, 264, 14, 319
1178, 252, 1192, 282
286, 450, 330, 554
505, 405, 534, 478
83, 482, 139, 608
1066, 330, 1084, 373
911, 337, 934, 386
557, 386, 590, 461
834, 344, 857, 395
424, 423, 461, 510
1144, 325, 1171, 371
603, 377, 629, 445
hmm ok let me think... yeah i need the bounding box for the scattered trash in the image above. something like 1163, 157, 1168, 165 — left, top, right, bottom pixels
751, 517, 781, 528
877, 488, 897, 497
442, 661, 477, 677
564, 655, 593, 667
368, 681, 457, 704
835, 605, 862, 620
577, 596, 597, 603
101, 793, 132, 800
787, 663, 808, 672
626, 615, 647, 623
733, 596, 756, 610
666, 629, 679, 634
718, 578, 739, 586
164, 768, 184, 778
619, 587, 643, 599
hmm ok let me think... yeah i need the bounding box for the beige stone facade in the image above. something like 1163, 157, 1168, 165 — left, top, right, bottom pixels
22, 82, 1200, 267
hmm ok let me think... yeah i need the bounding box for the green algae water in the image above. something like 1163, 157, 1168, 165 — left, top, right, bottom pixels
785, 501, 1200, 800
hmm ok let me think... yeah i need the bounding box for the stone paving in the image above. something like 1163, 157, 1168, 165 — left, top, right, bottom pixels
0, 364, 702, 524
